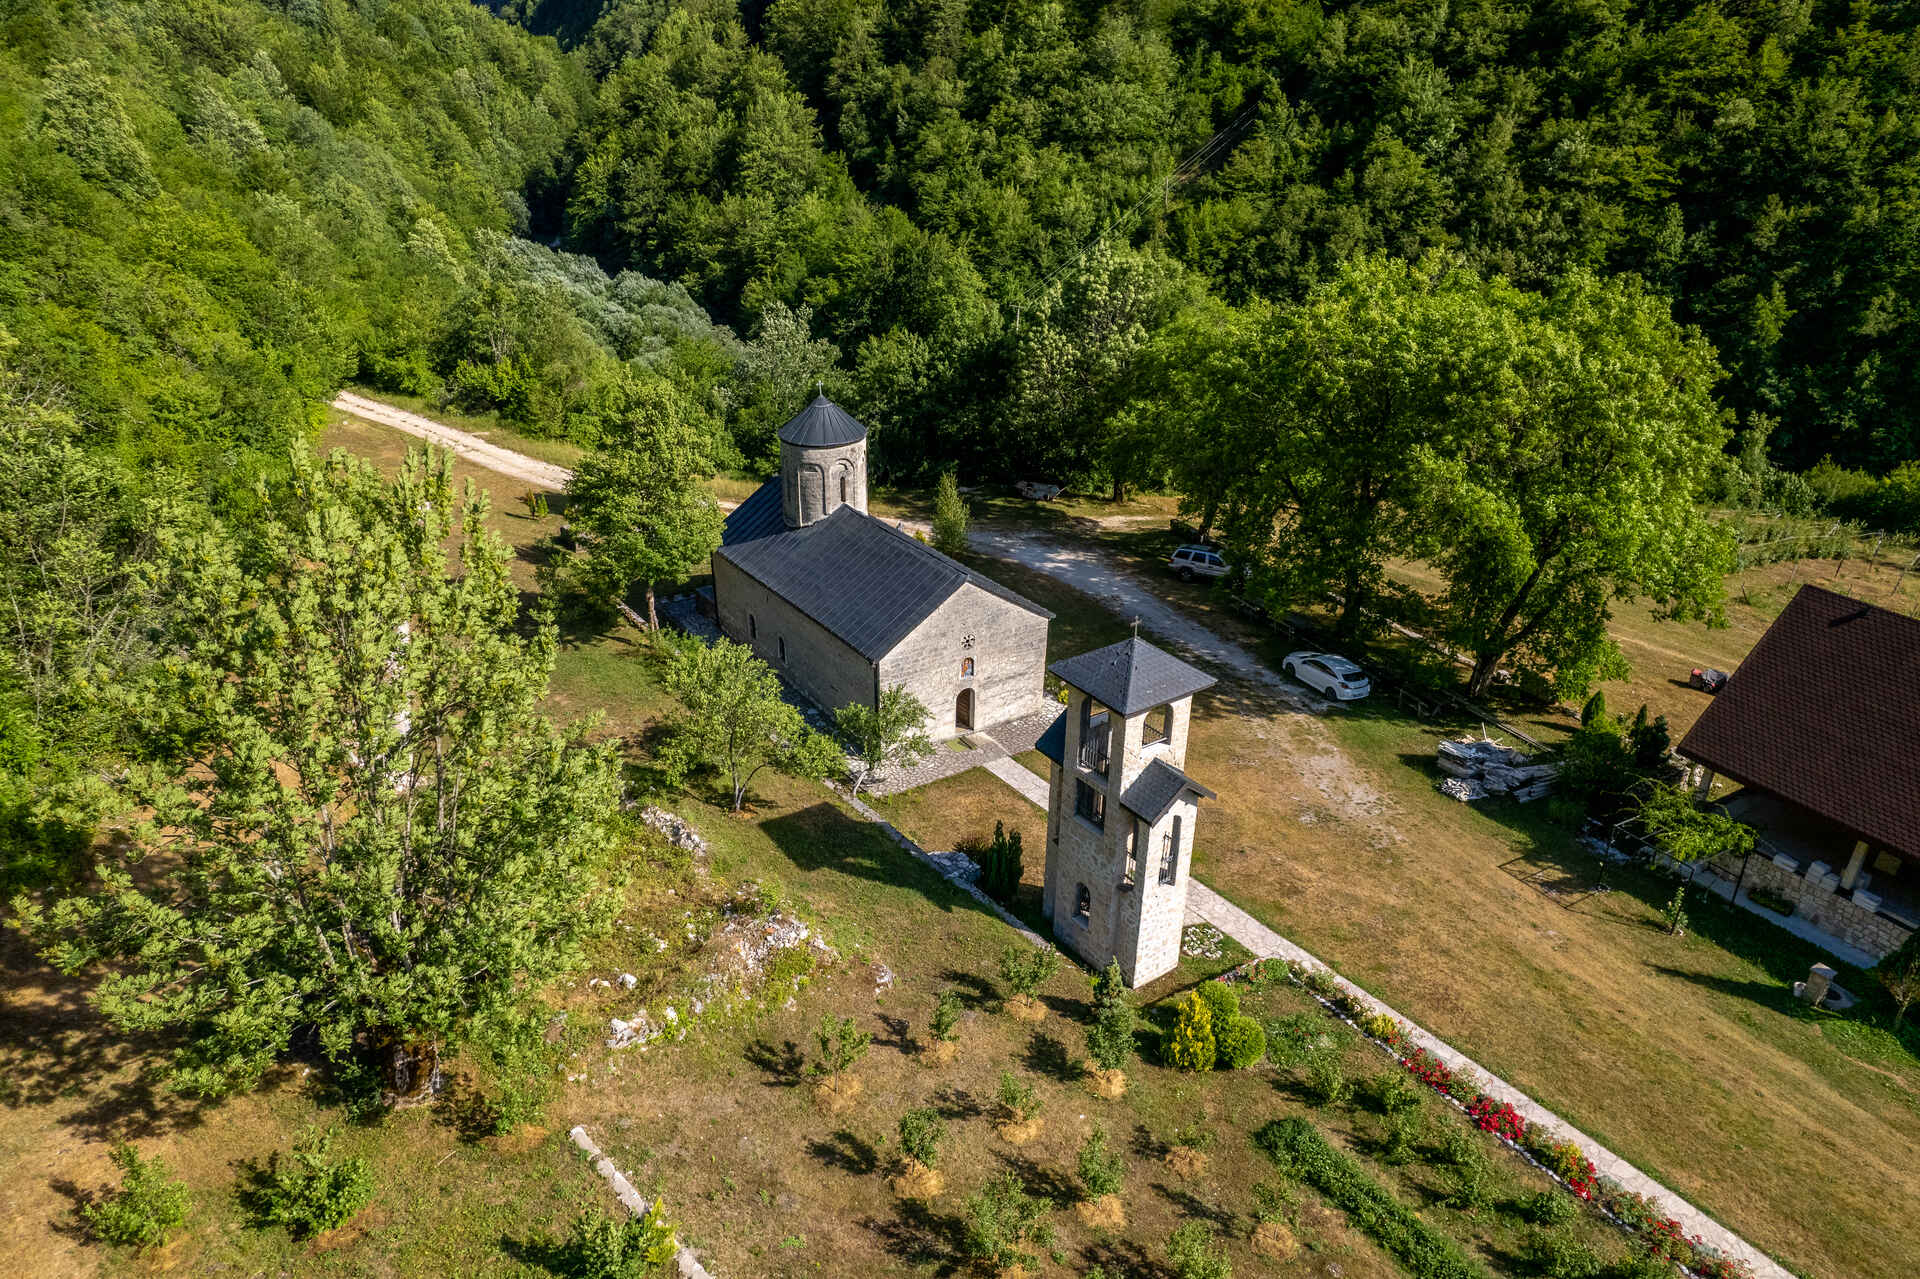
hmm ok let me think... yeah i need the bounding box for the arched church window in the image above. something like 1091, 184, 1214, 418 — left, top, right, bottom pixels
839, 472, 849, 504
1074, 883, 1091, 922
778, 637, 787, 663
961, 657, 975, 678
1160, 815, 1182, 885
749, 614, 757, 640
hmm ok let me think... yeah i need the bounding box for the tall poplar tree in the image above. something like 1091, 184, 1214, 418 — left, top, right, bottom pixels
15, 445, 623, 1103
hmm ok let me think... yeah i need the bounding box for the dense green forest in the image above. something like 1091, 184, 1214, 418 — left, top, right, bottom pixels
4, 0, 1920, 804
489, 0, 1920, 488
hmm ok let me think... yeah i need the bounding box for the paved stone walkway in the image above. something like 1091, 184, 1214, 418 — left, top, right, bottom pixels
981, 776, 1787, 1279
349, 397, 1784, 1279
983, 755, 1049, 808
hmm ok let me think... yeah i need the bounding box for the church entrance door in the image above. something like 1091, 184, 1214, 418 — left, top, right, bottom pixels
955, 687, 975, 732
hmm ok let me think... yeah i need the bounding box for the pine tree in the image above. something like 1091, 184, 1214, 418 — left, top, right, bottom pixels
1084, 960, 1136, 1072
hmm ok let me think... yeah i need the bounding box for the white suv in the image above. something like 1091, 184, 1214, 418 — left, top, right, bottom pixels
1169, 544, 1228, 581
1283, 651, 1372, 700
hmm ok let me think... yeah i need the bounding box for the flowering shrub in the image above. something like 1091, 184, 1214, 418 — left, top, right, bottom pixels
1692, 1252, 1757, 1279
1402, 1047, 1452, 1093
1539, 1140, 1597, 1200
1467, 1095, 1527, 1143
1601, 1186, 1699, 1268
1360, 1012, 1406, 1047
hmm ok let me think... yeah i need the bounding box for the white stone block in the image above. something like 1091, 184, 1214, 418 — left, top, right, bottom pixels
1771, 853, 1799, 871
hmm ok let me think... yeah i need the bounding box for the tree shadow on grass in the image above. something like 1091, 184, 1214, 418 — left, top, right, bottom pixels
742, 1037, 805, 1087
1129, 1123, 1170, 1162
935, 968, 998, 1009
994, 1150, 1077, 1206
44, 1178, 96, 1244
875, 1014, 912, 1054
1151, 1181, 1239, 1234
863, 1197, 969, 1275
929, 1084, 987, 1121
1080, 1236, 1173, 1279
0, 933, 212, 1142
498, 1230, 580, 1277
1023, 1030, 1077, 1083
761, 803, 1026, 933
807, 1127, 880, 1176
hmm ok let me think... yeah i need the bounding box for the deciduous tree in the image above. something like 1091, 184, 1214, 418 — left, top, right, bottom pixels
15, 445, 623, 1103
659, 636, 840, 810
561, 377, 725, 628
836, 684, 933, 796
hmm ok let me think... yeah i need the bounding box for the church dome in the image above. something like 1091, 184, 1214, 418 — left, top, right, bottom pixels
778, 395, 868, 448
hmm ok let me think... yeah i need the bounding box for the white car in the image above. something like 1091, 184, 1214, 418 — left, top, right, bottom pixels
1283, 651, 1372, 700
1169, 544, 1229, 581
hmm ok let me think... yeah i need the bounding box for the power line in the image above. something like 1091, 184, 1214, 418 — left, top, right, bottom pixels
1012, 101, 1262, 327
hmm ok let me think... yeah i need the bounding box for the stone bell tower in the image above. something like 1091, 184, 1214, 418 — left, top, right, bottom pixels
778, 392, 868, 529
1037, 637, 1217, 987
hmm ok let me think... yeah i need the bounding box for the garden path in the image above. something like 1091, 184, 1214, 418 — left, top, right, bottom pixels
983, 770, 1792, 1279
338, 395, 1789, 1279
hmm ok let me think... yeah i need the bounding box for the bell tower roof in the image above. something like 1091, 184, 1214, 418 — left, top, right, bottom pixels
1048, 636, 1216, 715
778, 394, 868, 448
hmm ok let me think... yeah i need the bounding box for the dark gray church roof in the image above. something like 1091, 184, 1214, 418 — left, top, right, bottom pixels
714, 505, 1051, 661
1048, 637, 1216, 715
778, 395, 868, 448
722, 478, 785, 546
1120, 757, 1216, 824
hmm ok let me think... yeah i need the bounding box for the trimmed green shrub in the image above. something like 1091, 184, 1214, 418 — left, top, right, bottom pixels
999, 942, 1060, 1000
1197, 979, 1240, 1026
1215, 1015, 1267, 1069
1362, 1070, 1421, 1115
1305, 1054, 1351, 1107
1382, 1104, 1427, 1165
1077, 1126, 1125, 1199
1516, 1190, 1578, 1227
899, 1107, 946, 1167
997, 1070, 1043, 1122
82, 1144, 190, 1249
932, 469, 970, 556
1256, 1117, 1490, 1279
1251, 1179, 1297, 1225
978, 822, 1025, 904
930, 989, 963, 1043
1163, 991, 1216, 1071
557, 1203, 677, 1278
1084, 960, 1136, 1071
1522, 1228, 1602, 1279
965, 1170, 1050, 1269
252, 1129, 374, 1238
1168, 1220, 1233, 1279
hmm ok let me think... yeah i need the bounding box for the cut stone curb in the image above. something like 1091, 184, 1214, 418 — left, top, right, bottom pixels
569, 1125, 715, 1278
981, 767, 1790, 1279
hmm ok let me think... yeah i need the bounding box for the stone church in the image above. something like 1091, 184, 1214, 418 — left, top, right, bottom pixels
710, 395, 1053, 739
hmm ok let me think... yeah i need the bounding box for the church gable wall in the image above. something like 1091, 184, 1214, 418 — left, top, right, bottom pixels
712, 555, 875, 716
879, 582, 1048, 739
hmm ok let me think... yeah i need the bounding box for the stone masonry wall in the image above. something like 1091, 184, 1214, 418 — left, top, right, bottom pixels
711, 556, 875, 717
780, 438, 867, 528
879, 582, 1048, 740
1718, 852, 1915, 960
1040, 687, 1195, 987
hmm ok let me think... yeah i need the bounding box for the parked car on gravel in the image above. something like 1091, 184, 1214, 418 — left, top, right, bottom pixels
1283, 651, 1373, 700
1169, 544, 1229, 581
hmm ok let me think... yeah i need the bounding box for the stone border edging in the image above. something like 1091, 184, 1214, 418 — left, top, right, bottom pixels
1184, 884, 1789, 1279
834, 785, 1054, 952
568, 1125, 715, 1278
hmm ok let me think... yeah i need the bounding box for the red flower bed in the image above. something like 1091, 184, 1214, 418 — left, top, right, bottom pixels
1401, 1047, 1452, 1092
1467, 1095, 1528, 1143
1540, 1140, 1598, 1200
1693, 1255, 1756, 1279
